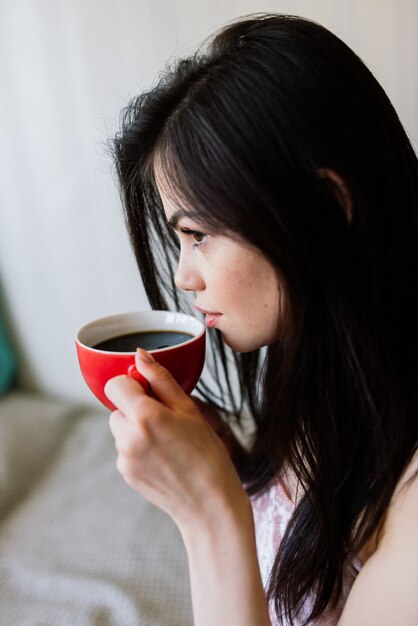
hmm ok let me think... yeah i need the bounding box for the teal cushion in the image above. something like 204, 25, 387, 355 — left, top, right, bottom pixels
0, 311, 16, 394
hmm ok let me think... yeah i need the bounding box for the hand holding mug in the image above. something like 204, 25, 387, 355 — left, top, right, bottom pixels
106, 348, 248, 530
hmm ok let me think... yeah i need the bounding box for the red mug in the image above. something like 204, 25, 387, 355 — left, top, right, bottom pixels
75, 310, 206, 411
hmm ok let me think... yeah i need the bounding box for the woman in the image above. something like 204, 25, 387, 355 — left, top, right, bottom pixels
106, 13, 418, 625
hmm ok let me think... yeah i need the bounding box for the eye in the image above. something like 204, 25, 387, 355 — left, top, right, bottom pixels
179, 228, 208, 249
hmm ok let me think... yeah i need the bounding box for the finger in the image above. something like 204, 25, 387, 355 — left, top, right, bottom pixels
109, 409, 149, 456
113, 429, 141, 458
105, 374, 152, 423
135, 348, 194, 411
109, 409, 130, 439
116, 454, 143, 489
116, 453, 139, 482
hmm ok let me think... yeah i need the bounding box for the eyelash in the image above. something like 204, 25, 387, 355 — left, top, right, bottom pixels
179, 227, 208, 249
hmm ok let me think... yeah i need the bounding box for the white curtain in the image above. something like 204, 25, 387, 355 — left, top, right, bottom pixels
0, 0, 416, 402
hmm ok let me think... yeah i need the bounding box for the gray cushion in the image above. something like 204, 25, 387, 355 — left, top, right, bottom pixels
0, 391, 80, 518
0, 394, 192, 626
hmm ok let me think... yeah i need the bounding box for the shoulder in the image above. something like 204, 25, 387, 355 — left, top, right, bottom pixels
387, 445, 418, 526
338, 446, 418, 625
361, 446, 418, 570
383, 446, 418, 549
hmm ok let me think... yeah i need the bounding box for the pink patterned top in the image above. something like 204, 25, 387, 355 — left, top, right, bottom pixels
250, 477, 362, 625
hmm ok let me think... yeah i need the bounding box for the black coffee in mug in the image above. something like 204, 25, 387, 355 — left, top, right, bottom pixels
93, 330, 194, 352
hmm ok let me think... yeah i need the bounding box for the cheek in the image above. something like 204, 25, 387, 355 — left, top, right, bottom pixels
214, 265, 249, 303
208, 242, 280, 312
219, 261, 280, 319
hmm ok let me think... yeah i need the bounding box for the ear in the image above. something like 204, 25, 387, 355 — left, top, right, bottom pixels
317, 168, 353, 225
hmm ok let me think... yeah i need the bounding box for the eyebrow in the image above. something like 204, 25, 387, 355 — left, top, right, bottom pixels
167, 209, 196, 231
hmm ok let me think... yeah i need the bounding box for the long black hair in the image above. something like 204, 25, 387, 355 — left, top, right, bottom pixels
112, 13, 418, 624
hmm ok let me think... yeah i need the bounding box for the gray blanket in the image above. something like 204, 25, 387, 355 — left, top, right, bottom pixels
0, 392, 193, 626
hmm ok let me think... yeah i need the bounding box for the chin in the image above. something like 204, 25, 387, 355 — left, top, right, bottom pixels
221, 333, 265, 353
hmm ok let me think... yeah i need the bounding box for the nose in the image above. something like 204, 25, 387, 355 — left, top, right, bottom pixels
174, 253, 205, 292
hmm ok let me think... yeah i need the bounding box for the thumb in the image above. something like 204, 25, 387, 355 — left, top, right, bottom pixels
135, 348, 193, 411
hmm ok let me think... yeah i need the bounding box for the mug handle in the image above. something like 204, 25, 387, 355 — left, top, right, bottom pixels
127, 364, 151, 394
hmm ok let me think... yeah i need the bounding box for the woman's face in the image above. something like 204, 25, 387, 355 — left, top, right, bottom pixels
155, 171, 282, 353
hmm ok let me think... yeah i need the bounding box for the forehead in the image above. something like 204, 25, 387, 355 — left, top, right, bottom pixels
153, 157, 181, 215
153, 155, 200, 226
152, 153, 238, 240
155, 181, 176, 220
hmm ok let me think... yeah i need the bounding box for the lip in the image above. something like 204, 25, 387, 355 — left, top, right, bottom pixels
194, 304, 223, 316
204, 313, 222, 328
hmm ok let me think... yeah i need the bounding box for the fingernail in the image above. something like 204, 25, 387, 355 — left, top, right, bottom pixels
136, 348, 155, 363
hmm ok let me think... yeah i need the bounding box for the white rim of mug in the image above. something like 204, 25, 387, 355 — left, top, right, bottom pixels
75, 310, 205, 355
